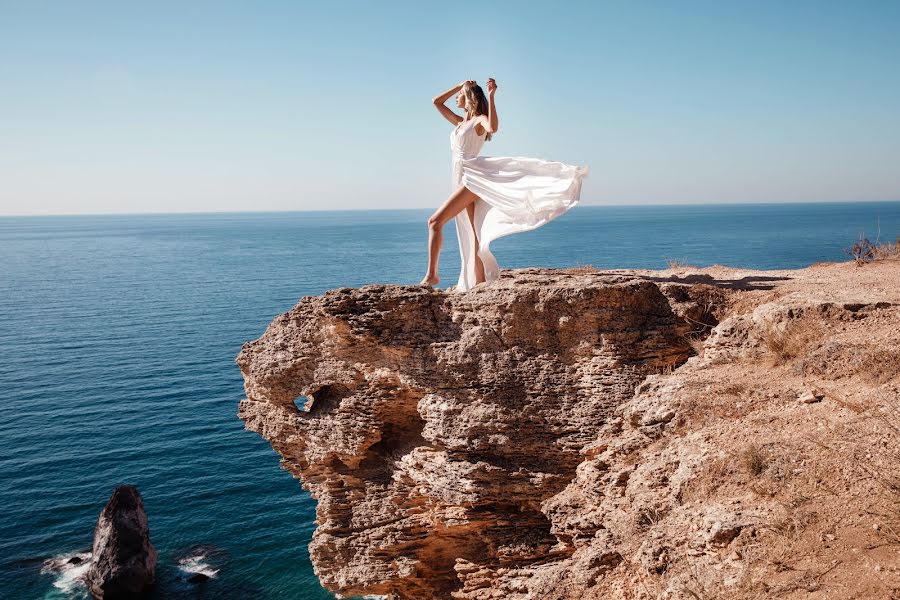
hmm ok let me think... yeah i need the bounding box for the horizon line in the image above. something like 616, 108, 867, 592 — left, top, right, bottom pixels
3, 197, 900, 219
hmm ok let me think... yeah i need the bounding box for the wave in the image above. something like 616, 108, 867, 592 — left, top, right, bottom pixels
175, 544, 223, 581
40, 550, 92, 597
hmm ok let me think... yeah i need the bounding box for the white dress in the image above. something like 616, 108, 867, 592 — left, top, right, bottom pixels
450, 117, 589, 292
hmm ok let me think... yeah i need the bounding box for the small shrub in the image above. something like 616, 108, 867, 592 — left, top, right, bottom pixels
844, 235, 876, 266
666, 257, 692, 269
741, 444, 767, 476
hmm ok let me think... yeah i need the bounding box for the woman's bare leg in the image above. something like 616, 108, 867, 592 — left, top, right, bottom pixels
466, 203, 487, 285
420, 185, 480, 286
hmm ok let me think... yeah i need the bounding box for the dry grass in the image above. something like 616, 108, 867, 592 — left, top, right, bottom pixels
722, 383, 748, 397
824, 391, 900, 552
677, 579, 768, 600
666, 258, 693, 269
760, 501, 820, 578
675, 560, 769, 600
874, 241, 900, 259
854, 349, 900, 385
677, 381, 760, 428
874, 235, 900, 260
685, 334, 705, 358
759, 316, 823, 365
636, 506, 665, 528
767, 503, 817, 541
741, 444, 768, 477
564, 264, 597, 274
681, 455, 730, 502
852, 393, 900, 497
655, 360, 682, 375
815, 385, 867, 414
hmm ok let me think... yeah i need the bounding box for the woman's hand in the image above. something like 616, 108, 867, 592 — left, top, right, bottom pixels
486, 78, 497, 96
460, 79, 476, 89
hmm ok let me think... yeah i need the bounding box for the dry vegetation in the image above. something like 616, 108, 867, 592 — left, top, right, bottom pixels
722, 382, 748, 396
740, 443, 768, 477
874, 241, 900, 259
845, 235, 877, 265
845, 392, 900, 498
666, 258, 693, 269
685, 334, 705, 358
845, 233, 900, 265
759, 314, 823, 365
563, 264, 597, 275
854, 349, 900, 385
627, 278, 900, 598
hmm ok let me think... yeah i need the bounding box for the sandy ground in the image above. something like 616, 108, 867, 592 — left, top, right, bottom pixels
571, 256, 900, 599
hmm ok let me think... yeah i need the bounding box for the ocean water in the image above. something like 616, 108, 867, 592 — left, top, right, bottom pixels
1, 201, 899, 599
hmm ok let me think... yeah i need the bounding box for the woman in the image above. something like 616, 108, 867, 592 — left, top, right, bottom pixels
419, 78, 589, 292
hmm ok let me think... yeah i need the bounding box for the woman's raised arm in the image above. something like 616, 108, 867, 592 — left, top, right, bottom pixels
432, 81, 471, 126
484, 78, 499, 133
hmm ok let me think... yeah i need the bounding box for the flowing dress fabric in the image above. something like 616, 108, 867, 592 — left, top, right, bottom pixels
450, 118, 589, 292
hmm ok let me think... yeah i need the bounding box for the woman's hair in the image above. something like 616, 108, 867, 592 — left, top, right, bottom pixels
462, 82, 492, 141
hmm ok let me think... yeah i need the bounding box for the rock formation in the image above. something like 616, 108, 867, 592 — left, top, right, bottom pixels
86, 485, 157, 599
238, 260, 900, 599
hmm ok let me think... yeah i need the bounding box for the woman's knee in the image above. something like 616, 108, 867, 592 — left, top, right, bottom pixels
427, 214, 441, 231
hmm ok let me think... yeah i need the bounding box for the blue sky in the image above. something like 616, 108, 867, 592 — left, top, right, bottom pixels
1, 0, 898, 215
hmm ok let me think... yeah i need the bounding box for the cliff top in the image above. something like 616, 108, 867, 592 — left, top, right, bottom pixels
238, 256, 900, 599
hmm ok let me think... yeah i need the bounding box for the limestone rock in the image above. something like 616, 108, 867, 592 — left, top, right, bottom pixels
798, 388, 825, 404
237, 269, 711, 599
237, 261, 900, 599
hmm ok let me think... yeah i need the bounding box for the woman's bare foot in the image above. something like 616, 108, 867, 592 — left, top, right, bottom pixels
419, 274, 440, 287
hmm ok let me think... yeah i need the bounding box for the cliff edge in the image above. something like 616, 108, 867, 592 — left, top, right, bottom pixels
238, 259, 900, 599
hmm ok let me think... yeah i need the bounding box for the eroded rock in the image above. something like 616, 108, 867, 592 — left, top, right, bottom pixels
86, 485, 157, 599
237, 261, 900, 599
237, 269, 718, 598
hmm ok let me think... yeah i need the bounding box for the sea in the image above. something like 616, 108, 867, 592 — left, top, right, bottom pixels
2, 201, 899, 599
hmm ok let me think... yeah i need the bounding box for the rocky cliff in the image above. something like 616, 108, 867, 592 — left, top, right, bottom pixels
238, 260, 900, 599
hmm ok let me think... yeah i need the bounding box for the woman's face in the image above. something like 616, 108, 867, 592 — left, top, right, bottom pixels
455, 90, 466, 109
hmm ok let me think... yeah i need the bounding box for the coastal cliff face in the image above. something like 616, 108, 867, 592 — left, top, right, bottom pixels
238, 260, 900, 599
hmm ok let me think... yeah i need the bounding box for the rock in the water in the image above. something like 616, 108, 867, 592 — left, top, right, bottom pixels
86, 485, 157, 599
187, 572, 211, 583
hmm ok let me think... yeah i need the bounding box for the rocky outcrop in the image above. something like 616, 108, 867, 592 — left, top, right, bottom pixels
237, 268, 726, 598
86, 485, 157, 599
238, 260, 900, 598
